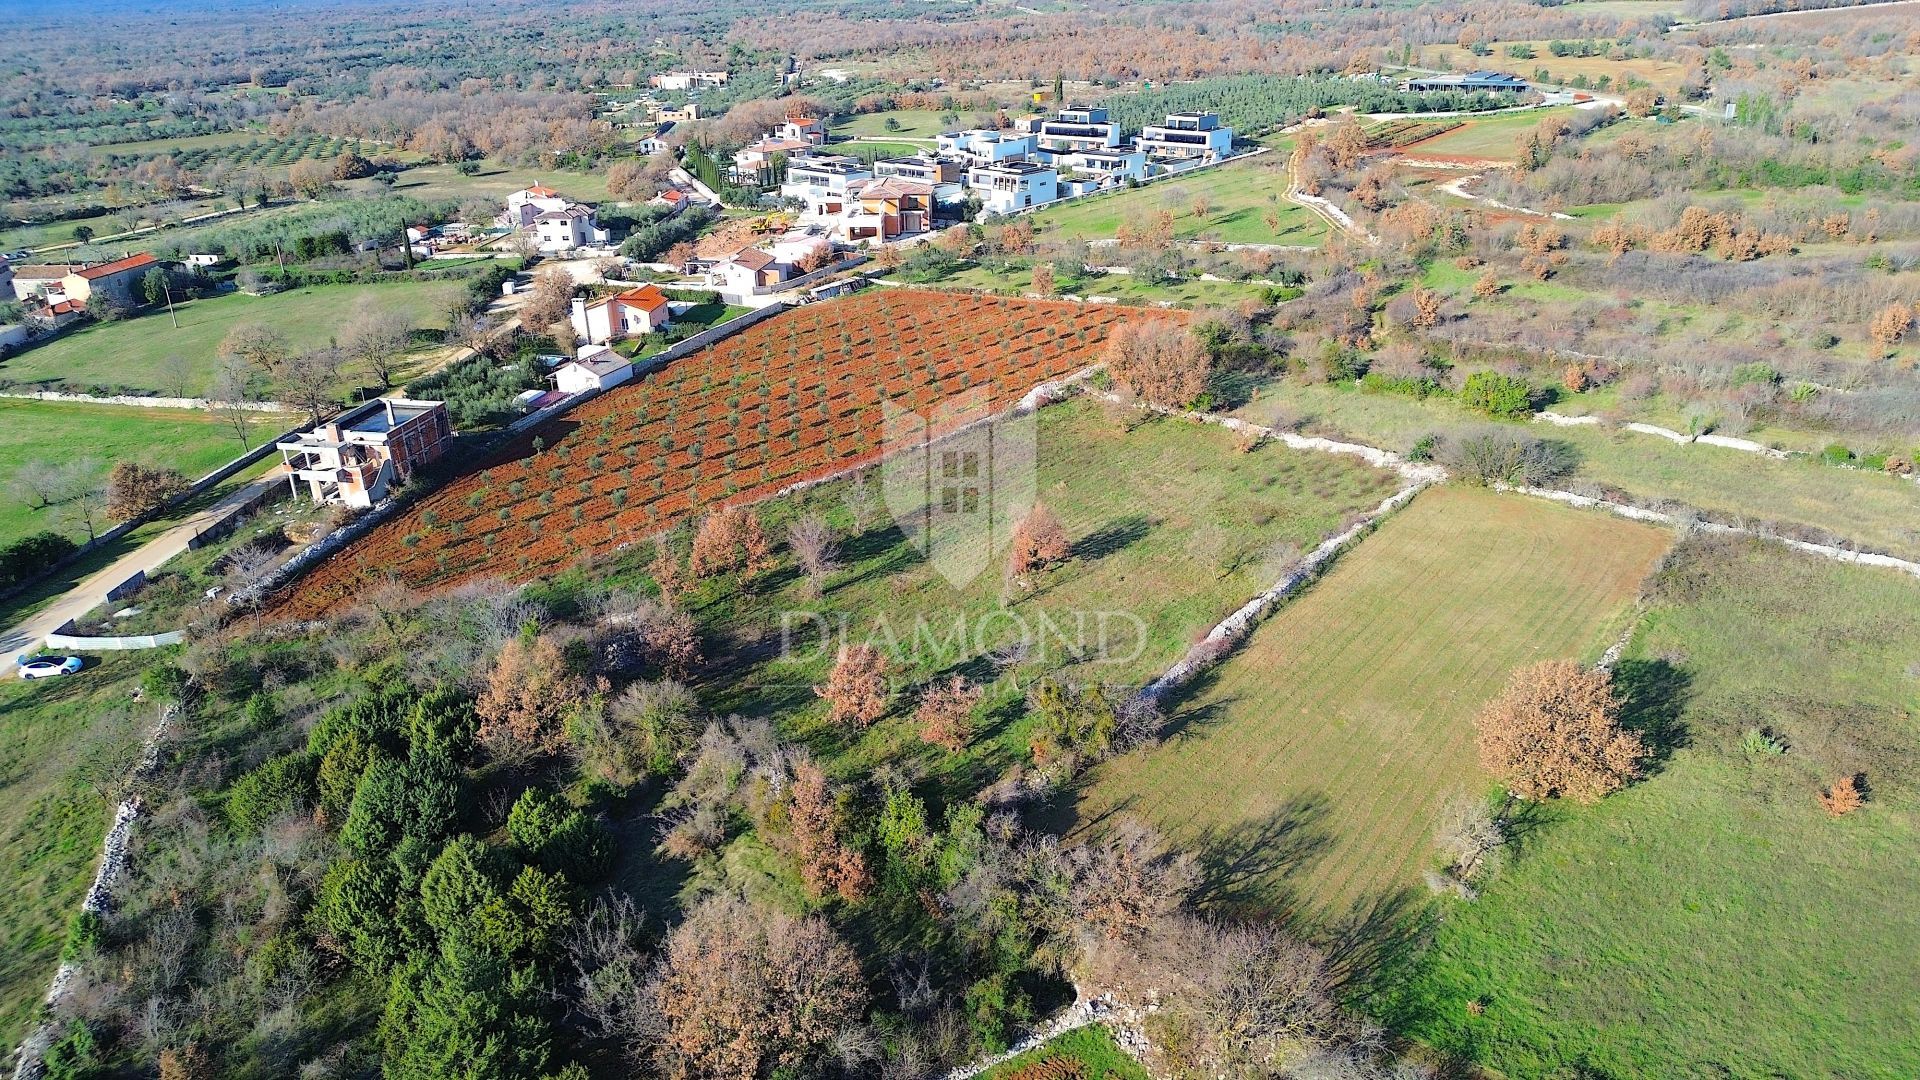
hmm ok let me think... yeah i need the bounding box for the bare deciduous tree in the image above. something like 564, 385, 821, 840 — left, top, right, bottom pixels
787, 513, 841, 597
343, 299, 415, 388
1104, 319, 1211, 409
274, 345, 345, 426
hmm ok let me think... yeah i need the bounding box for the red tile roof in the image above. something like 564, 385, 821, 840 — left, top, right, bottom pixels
74, 252, 157, 280
521, 183, 560, 197
615, 284, 670, 312
730, 248, 776, 271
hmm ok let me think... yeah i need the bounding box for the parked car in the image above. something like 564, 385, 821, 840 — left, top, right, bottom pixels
15, 655, 83, 679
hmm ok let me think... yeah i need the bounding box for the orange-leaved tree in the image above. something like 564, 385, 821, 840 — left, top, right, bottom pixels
1474, 659, 1646, 804
1104, 319, 1210, 409
814, 644, 889, 727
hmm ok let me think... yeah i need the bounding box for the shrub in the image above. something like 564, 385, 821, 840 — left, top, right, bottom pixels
1475, 660, 1646, 803
226, 751, 316, 832
506, 787, 611, 881
1819, 775, 1865, 816
1441, 429, 1577, 486
814, 645, 890, 727
1460, 371, 1533, 418
0, 531, 79, 590
1105, 319, 1211, 408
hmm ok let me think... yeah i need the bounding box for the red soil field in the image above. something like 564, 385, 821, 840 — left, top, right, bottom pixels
269, 290, 1173, 618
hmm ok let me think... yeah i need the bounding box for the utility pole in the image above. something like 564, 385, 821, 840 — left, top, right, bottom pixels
163, 279, 178, 328
274, 237, 288, 284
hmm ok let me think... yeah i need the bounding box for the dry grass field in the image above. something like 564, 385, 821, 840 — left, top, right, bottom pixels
1070, 487, 1670, 920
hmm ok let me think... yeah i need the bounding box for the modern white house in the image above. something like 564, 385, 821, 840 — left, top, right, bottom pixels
936, 129, 1038, 166
1062, 147, 1147, 186
649, 70, 729, 90
637, 121, 676, 155
967, 161, 1059, 214
553, 347, 635, 394
569, 284, 672, 345
1034, 106, 1122, 155
533, 205, 611, 253
1137, 112, 1236, 164
277, 398, 453, 509
779, 156, 872, 216
775, 115, 827, 145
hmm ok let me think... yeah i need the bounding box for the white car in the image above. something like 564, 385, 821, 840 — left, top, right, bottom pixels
16, 655, 83, 680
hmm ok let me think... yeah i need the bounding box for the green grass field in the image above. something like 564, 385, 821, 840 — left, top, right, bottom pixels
352, 159, 617, 204
0, 398, 287, 547
0, 281, 465, 397
827, 109, 953, 138
0, 655, 156, 1048
1384, 536, 1920, 1078
1031, 155, 1327, 246
897, 266, 1279, 308
979, 1025, 1151, 1079
1071, 486, 1669, 919
1233, 381, 1920, 562
1394, 108, 1576, 162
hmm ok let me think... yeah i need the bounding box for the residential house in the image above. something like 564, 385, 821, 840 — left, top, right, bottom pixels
648, 189, 691, 215
657, 103, 702, 123
732, 136, 812, 185
1061, 147, 1146, 187
779, 155, 872, 216
61, 252, 159, 310
552, 346, 635, 394
649, 71, 729, 91
936, 129, 1038, 166
277, 398, 453, 509
838, 177, 934, 244
505, 183, 571, 227
9, 264, 76, 303
710, 234, 831, 298
637, 121, 676, 155
569, 284, 672, 345
533, 205, 611, 253
967, 161, 1059, 214
776, 115, 827, 145
873, 155, 963, 186
1403, 71, 1531, 93
32, 299, 87, 329
1136, 113, 1236, 164
185, 253, 226, 268
1034, 106, 1122, 155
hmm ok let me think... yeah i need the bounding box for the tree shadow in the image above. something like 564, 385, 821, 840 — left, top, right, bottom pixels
1318, 886, 1435, 1005
1185, 794, 1333, 915
1611, 656, 1691, 772
1069, 514, 1153, 563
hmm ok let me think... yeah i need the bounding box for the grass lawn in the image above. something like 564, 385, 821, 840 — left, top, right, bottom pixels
828, 109, 954, 138
352, 159, 617, 205
1069, 486, 1669, 919
1383, 536, 1920, 1078
979, 1025, 1151, 1079
898, 265, 1279, 308
620, 301, 754, 359
0, 655, 155, 1048
1394, 108, 1575, 162
0, 398, 289, 547
1232, 381, 1920, 562
0, 281, 465, 397
1031, 155, 1327, 246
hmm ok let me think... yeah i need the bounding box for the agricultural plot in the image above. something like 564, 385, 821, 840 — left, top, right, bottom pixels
0, 281, 465, 397
272, 291, 1174, 617
97, 132, 364, 174
0, 398, 284, 547
1393, 108, 1576, 163
827, 109, 953, 138
1385, 537, 1920, 1078
1071, 487, 1669, 918
1030, 155, 1327, 246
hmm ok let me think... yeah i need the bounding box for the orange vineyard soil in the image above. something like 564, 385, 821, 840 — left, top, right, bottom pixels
269, 290, 1173, 619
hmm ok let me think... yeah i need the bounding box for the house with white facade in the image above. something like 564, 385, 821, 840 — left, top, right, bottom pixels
779, 156, 872, 216
649, 70, 729, 91
637, 121, 676, 155
1137, 112, 1235, 164
1034, 106, 1122, 155
569, 284, 672, 345
533, 205, 611, 253
935, 129, 1038, 166
732, 136, 813, 185
553, 347, 635, 394
1061, 147, 1147, 187
505, 183, 571, 228
710, 234, 833, 300
967, 161, 1059, 215
775, 116, 826, 145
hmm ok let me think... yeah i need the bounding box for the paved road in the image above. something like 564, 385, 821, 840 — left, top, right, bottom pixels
1, 472, 284, 657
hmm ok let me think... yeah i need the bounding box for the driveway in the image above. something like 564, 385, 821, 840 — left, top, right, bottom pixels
1, 472, 284, 656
